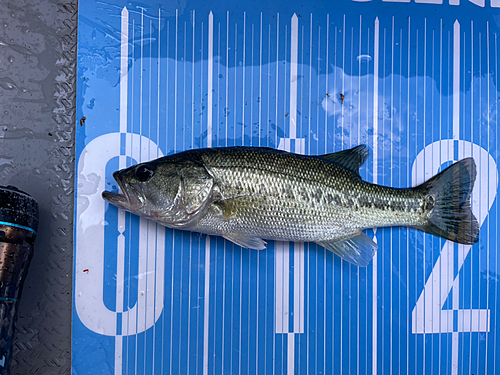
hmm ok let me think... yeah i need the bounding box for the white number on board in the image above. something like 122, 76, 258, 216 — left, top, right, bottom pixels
75, 133, 165, 336
411, 140, 498, 334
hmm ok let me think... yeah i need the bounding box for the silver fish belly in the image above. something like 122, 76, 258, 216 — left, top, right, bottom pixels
102, 146, 479, 266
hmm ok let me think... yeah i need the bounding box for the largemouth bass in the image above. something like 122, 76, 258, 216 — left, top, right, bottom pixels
102, 146, 479, 266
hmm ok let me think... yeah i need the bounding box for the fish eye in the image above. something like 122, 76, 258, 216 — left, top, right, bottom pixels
135, 164, 154, 182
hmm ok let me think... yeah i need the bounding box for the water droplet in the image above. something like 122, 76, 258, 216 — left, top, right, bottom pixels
7, 56, 14, 63
357, 54, 372, 63
0, 77, 17, 90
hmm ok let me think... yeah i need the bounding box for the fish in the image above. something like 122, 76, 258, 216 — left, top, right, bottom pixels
102, 145, 479, 267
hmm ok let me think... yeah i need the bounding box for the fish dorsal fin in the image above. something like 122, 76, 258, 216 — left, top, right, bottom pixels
319, 145, 369, 177
316, 231, 377, 267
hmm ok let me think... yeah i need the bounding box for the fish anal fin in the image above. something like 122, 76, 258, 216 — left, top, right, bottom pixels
320, 145, 369, 177
316, 231, 377, 267
223, 234, 267, 250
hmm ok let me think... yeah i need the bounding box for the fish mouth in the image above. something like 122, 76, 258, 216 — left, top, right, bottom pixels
102, 171, 143, 210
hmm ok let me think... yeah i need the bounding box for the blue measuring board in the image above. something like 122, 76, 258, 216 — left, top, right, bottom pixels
74, 0, 500, 373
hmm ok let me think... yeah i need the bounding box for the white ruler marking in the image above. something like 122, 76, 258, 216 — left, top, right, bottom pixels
372, 16, 380, 375
203, 12, 214, 375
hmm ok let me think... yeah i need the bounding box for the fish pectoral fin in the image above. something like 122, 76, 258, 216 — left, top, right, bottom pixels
319, 145, 369, 177
223, 234, 267, 250
216, 195, 257, 219
316, 232, 378, 267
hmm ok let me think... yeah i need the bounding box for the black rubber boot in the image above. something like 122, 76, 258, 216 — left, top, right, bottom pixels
0, 186, 38, 375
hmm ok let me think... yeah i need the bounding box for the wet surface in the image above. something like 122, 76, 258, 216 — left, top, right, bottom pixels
74, 1, 500, 374
0, 0, 75, 373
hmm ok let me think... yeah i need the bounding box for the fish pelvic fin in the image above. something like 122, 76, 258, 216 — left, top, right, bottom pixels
317, 232, 378, 267
414, 157, 479, 245
319, 145, 369, 177
223, 234, 267, 250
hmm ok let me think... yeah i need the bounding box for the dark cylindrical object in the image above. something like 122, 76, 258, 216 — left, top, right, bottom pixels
0, 186, 38, 375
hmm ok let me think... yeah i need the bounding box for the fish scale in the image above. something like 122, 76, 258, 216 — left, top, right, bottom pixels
103, 145, 479, 266
193, 148, 427, 242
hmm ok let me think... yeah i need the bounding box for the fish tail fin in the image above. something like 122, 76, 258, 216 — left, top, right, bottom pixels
414, 158, 479, 245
